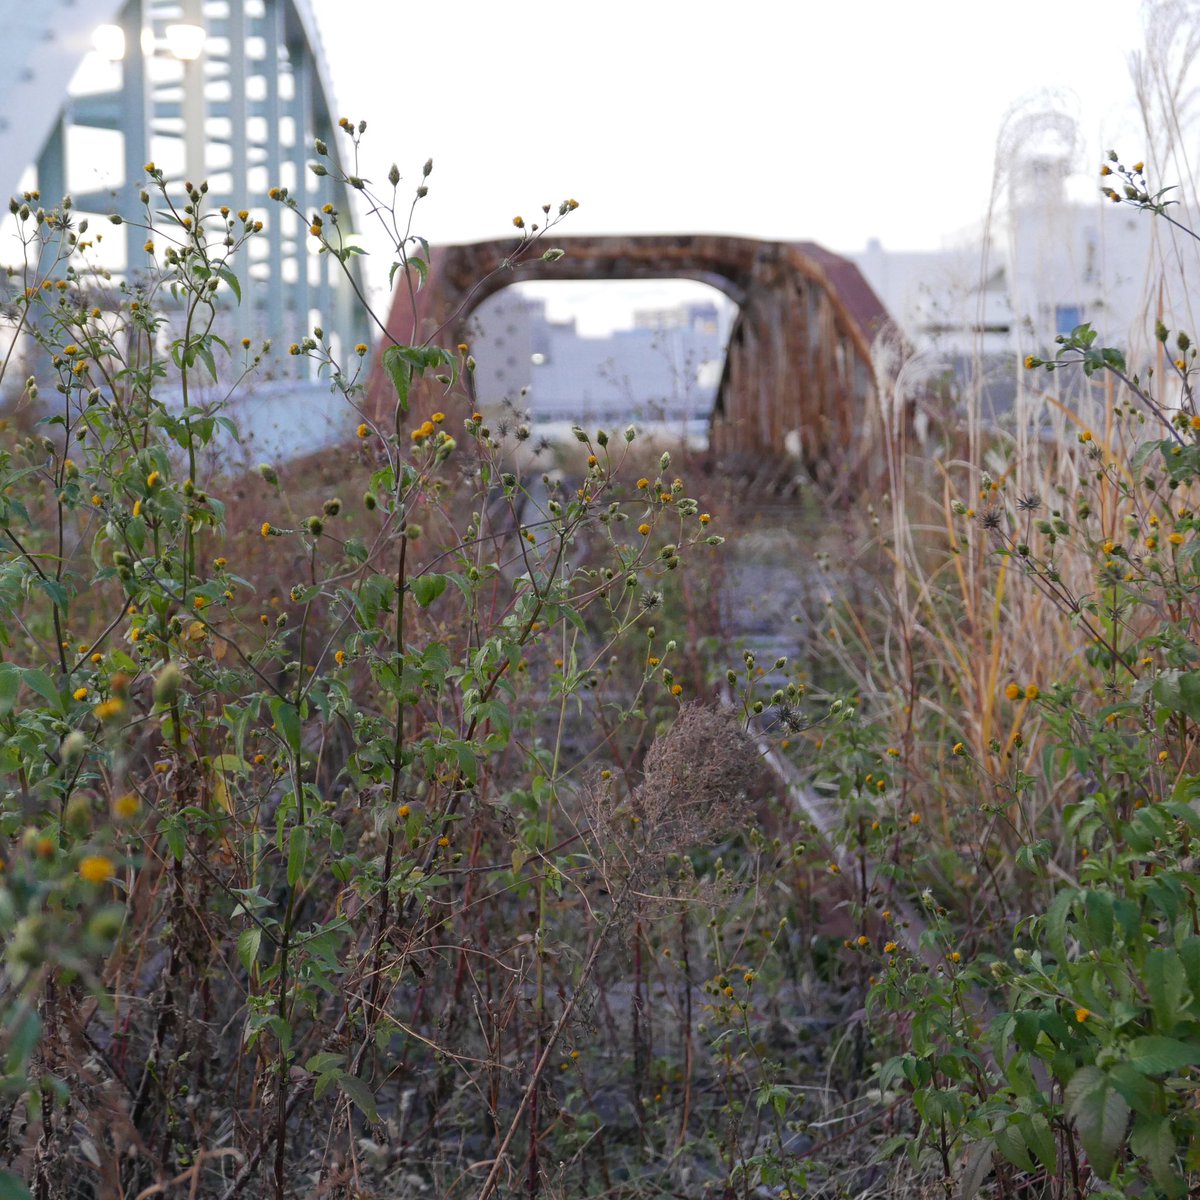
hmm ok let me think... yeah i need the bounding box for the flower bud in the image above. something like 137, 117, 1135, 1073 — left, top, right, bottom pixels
153, 661, 182, 706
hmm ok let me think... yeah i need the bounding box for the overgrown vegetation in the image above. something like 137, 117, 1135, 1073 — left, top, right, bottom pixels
5, 58, 1200, 1200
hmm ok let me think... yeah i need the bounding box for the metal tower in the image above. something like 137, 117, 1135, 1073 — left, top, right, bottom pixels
0, 0, 368, 377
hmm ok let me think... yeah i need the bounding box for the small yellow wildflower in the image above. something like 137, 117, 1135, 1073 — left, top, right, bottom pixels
1024, 684, 1039, 700
856, 935, 869, 947
90, 653, 101, 664
146, 470, 159, 488
72, 686, 88, 701
335, 650, 346, 665
437, 835, 450, 847
671, 683, 683, 696
638, 523, 651, 536
952, 741, 965, 756
431, 412, 445, 424
1080, 430, 1093, 443
909, 812, 921, 825
214, 557, 227, 567
1023, 355, 1036, 369
193, 596, 207, 609
949, 951, 962, 963
647, 656, 660, 666
1075, 1007, 1090, 1023
355, 343, 368, 355
636, 478, 649, 489
398, 804, 411, 817
79, 855, 114, 883
1170, 531, 1185, 545
1005, 682, 1021, 701
94, 698, 125, 720
1159, 750, 1169, 762
884, 941, 898, 954
91, 494, 102, 506
356, 423, 369, 438
113, 793, 140, 820
261, 522, 272, 537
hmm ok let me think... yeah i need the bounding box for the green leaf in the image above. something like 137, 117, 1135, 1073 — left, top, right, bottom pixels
958, 1138, 994, 1200
0, 1171, 33, 1200
335, 1072, 379, 1122
1130, 1114, 1177, 1190
23, 667, 62, 713
287, 827, 308, 887
0, 664, 18, 715
1108, 1062, 1158, 1116
1066, 1067, 1128, 1177
1127, 1036, 1200, 1074
994, 1122, 1033, 1172
1019, 1113, 1056, 1173
410, 573, 447, 608
1147, 947, 1188, 1031
237, 927, 261, 973
269, 698, 301, 754
381, 345, 412, 414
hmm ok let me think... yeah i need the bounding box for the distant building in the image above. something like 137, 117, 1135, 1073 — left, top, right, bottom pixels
849, 156, 1164, 362
468, 289, 734, 429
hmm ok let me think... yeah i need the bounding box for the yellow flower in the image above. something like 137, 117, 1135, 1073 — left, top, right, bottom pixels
335, 650, 346, 665
909, 812, 921, 825
1005, 682, 1021, 701
79, 854, 114, 883
1080, 430, 1093, 443
90, 653, 101, 664
214, 557, 227, 567
884, 941, 898, 954
261, 522, 272, 537
193, 596, 207, 609
399, 804, 411, 817
856, 935, 869, 947
146, 470, 159, 488
437, 835, 450, 847
90, 494, 102, 506
113, 793, 140, 819
949, 951, 961, 963
356, 423, 369, 438
72, 687, 88, 701
1024, 684, 1039, 700
699, 513, 711, 525
1159, 750, 1169, 762
647, 656, 660, 666
1023, 355, 1036, 369
355, 343, 368, 355
94, 698, 125, 720
636, 478, 649, 489
671, 683, 683, 696
1170, 531, 1185, 545
1075, 1007, 1089, 1023
638, 523, 651, 536
952, 741, 965, 756
431, 412, 445, 424
132, 500, 142, 518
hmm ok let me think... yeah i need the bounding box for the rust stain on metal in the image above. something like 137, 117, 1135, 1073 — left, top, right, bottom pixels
369, 234, 890, 482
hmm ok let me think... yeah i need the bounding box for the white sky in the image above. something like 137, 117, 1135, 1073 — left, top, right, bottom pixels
308, 0, 1154, 259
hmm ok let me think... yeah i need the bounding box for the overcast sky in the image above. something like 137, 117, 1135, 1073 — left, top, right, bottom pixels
307, 0, 1157, 259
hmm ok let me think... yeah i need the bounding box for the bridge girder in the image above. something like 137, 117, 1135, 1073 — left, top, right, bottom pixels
371, 234, 892, 480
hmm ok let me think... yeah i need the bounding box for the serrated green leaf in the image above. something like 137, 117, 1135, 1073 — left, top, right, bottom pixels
1127, 1036, 1200, 1074
336, 1072, 378, 1122
237, 927, 261, 973
1066, 1068, 1128, 1177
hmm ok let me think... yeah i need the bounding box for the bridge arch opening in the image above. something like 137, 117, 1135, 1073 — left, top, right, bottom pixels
466, 279, 739, 446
